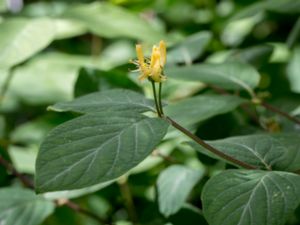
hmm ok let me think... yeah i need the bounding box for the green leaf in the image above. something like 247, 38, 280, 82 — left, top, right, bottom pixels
63, 2, 164, 42
9, 145, 37, 174
0, 187, 55, 225
229, 2, 267, 21
230, 0, 300, 22
227, 45, 274, 68
53, 18, 87, 40
189, 133, 300, 171
166, 62, 260, 92
35, 111, 169, 192
287, 46, 300, 93
8, 54, 78, 105
74, 68, 100, 97
287, 18, 300, 49
0, 18, 55, 68
202, 170, 300, 225
0, 115, 5, 138
73, 67, 140, 98
43, 181, 113, 200
266, 0, 300, 14
157, 165, 204, 216
0, 0, 6, 12
165, 95, 246, 127
291, 105, 300, 116
49, 89, 156, 114
168, 31, 212, 64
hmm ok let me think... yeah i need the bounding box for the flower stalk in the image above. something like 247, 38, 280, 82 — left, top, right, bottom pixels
132, 40, 258, 170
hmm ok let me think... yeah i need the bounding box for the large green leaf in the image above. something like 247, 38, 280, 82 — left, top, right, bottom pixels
165, 95, 246, 127
167, 31, 212, 64
52, 18, 87, 40
0, 18, 55, 68
189, 133, 300, 171
165, 62, 260, 92
0, 187, 54, 225
157, 165, 204, 217
266, 0, 300, 14
8, 54, 78, 105
287, 46, 300, 93
35, 111, 169, 192
49, 89, 156, 114
227, 45, 274, 68
230, 0, 300, 22
63, 2, 164, 42
202, 170, 300, 225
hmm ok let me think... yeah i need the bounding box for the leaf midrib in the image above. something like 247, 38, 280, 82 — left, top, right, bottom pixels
38, 117, 144, 190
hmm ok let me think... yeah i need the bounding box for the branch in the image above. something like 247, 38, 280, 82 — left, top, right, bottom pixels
118, 176, 138, 223
0, 67, 15, 104
261, 101, 300, 125
57, 199, 108, 224
152, 149, 178, 163
208, 84, 300, 126
165, 116, 257, 170
0, 155, 34, 188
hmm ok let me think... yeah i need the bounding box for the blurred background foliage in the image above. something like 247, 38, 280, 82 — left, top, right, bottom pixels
0, 0, 300, 224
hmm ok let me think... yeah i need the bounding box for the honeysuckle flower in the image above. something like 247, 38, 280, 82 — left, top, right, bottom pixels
131, 40, 167, 83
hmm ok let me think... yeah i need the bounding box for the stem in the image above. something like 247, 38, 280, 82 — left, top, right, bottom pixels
165, 116, 257, 170
208, 84, 300, 126
63, 199, 108, 224
158, 82, 164, 115
118, 176, 138, 223
152, 149, 177, 164
91, 35, 102, 56
0, 68, 15, 104
0, 155, 34, 188
261, 101, 300, 125
151, 81, 162, 117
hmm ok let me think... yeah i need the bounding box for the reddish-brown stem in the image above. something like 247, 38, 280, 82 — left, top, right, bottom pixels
0, 155, 34, 188
208, 84, 300, 126
261, 101, 300, 125
152, 149, 178, 164
62, 199, 108, 224
165, 116, 257, 170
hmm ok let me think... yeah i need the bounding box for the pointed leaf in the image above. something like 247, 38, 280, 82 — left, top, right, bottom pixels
202, 170, 300, 225
166, 62, 260, 92
63, 2, 164, 42
157, 165, 204, 216
49, 89, 156, 114
189, 133, 300, 171
168, 31, 212, 64
287, 46, 300, 93
165, 95, 246, 127
0, 18, 55, 68
35, 111, 169, 192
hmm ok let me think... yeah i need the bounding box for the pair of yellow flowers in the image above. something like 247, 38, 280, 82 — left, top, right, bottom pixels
134, 40, 167, 83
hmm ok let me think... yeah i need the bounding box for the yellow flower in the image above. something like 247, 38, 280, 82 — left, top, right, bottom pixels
132, 40, 167, 83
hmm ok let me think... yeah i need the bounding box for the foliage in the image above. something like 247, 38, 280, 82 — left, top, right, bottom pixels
0, 0, 300, 225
